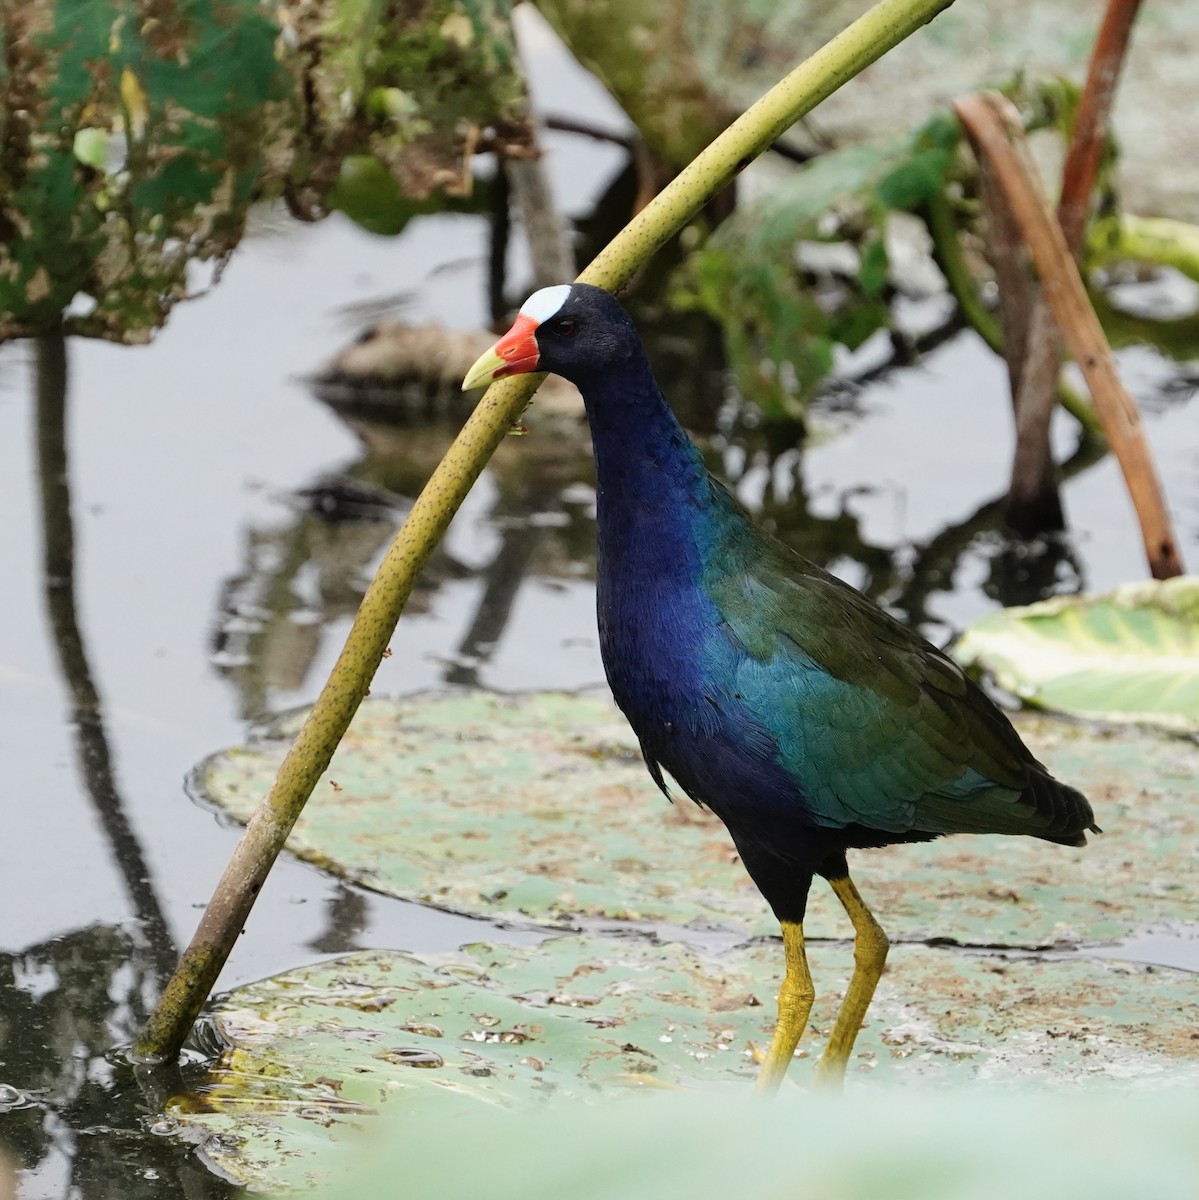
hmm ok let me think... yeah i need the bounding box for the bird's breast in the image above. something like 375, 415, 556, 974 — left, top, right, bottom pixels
596, 568, 807, 827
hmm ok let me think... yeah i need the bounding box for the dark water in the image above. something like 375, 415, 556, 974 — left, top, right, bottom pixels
2, 12, 1199, 1197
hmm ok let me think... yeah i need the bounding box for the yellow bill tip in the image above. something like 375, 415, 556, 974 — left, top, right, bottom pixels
462, 346, 507, 392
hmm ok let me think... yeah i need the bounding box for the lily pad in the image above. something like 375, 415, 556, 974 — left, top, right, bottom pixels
173, 935, 1199, 1192
307, 1085, 1199, 1200
172, 935, 772, 1191
955, 577, 1199, 734
195, 691, 1199, 946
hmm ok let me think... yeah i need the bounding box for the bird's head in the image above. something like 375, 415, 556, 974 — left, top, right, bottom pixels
462, 284, 640, 390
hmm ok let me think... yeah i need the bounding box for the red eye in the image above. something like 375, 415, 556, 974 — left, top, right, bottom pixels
555, 318, 577, 337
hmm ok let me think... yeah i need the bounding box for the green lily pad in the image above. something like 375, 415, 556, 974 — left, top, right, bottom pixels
172, 935, 771, 1191
173, 935, 1199, 1192
196, 690, 766, 928
955, 578, 1199, 734
195, 691, 1199, 947
308, 1085, 1199, 1200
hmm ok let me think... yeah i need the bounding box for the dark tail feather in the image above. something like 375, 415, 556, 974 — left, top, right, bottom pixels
1025, 766, 1099, 846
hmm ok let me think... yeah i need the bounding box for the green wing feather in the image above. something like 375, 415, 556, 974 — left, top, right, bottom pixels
702, 482, 1094, 844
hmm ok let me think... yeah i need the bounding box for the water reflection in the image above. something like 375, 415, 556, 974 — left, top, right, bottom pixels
0, 928, 233, 1200
33, 334, 176, 981
888, 445, 1098, 630
306, 885, 370, 956
211, 402, 597, 714
211, 475, 418, 724
4, 335, 229, 1199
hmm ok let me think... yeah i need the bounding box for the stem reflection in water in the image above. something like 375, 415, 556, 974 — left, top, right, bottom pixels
4, 332, 231, 1199
34, 331, 176, 981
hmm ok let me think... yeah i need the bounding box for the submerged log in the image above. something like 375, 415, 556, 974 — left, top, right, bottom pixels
308, 321, 582, 425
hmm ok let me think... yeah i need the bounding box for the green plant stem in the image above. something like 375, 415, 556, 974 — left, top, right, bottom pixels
579, 1, 954, 289
1087, 214, 1199, 285
134, 0, 958, 1065
926, 189, 1002, 352
1053, 375, 1104, 441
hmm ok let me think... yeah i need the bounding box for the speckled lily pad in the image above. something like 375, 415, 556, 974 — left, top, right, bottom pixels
172, 934, 1199, 1193
193, 691, 1199, 945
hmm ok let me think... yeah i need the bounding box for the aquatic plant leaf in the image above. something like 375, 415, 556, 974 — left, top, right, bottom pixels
195, 691, 1199, 946
684, 113, 959, 419
544, 0, 1199, 222
305, 1085, 1199, 1200
955, 577, 1199, 734
856, 238, 890, 297
302, 0, 530, 210
0, 0, 527, 341
1088, 214, 1199, 291
173, 935, 1199, 1192
0, 0, 293, 341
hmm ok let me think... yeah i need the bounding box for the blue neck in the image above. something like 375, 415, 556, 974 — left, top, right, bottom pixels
578, 355, 711, 579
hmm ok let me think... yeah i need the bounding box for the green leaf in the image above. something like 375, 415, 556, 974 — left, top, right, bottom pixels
954, 577, 1199, 733
681, 112, 961, 420
0, 0, 292, 340
302, 1086, 1199, 1200
327, 155, 419, 236
318, 0, 529, 201
0, 0, 529, 342
325, 155, 486, 236
71, 128, 108, 171
195, 692, 1199, 947
856, 237, 889, 297
875, 112, 960, 209
833, 295, 889, 348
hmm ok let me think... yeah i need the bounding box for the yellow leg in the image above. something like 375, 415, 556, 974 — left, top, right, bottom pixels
754, 920, 815, 1096
813, 873, 889, 1088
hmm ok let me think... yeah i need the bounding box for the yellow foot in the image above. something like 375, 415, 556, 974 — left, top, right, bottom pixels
754, 921, 815, 1096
